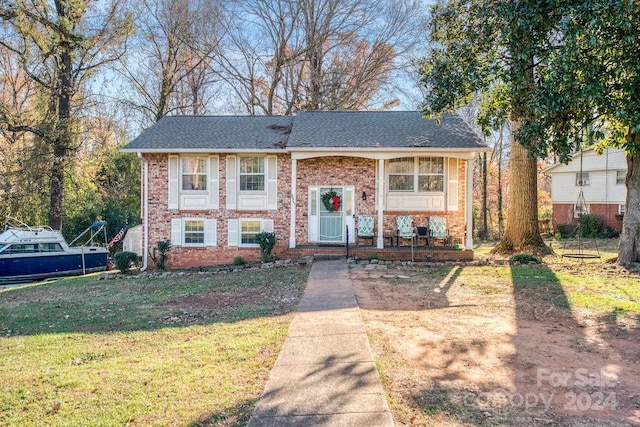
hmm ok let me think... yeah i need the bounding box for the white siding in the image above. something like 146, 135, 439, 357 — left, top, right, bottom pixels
548, 147, 627, 204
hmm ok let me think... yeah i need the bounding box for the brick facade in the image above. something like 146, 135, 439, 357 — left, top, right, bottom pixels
143, 153, 469, 269
552, 203, 624, 233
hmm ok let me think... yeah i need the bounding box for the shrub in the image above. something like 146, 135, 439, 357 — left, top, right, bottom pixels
154, 240, 171, 270
578, 214, 601, 238
367, 252, 379, 261
114, 251, 139, 273
233, 255, 246, 266
255, 231, 277, 262
556, 224, 575, 238
599, 226, 620, 238
509, 253, 542, 264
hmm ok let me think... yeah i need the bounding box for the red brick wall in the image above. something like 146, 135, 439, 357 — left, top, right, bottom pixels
552, 203, 623, 233
143, 153, 469, 269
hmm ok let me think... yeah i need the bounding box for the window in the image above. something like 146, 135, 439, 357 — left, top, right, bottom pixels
239, 157, 265, 191
418, 157, 444, 191
182, 157, 207, 191
184, 220, 205, 244
389, 157, 445, 192
574, 204, 590, 218
616, 170, 625, 185
240, 220, 261, 245
575, 172, 590, 186
389, 158, 414, 191
619, 204, 626, 215
40, 243, 63, 252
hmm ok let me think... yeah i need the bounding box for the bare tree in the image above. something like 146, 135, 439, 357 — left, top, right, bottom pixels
118, 0, 224, 124
217, 0, 425, 115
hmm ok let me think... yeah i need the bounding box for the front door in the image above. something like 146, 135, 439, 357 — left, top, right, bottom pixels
308, 186, 355, 243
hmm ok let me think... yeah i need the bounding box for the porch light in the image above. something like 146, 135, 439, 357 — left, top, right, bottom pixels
362, 191, 367, 200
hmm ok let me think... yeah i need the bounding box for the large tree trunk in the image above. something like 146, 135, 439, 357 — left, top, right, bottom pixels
492, 122, 551, 255
618, 141, 640, 266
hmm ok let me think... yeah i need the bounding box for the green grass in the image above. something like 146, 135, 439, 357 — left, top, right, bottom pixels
0, 266, 310, 426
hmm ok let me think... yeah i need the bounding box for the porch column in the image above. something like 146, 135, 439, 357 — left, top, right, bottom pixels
289, 158, 297, 248
465, 158, 474, 250
377, 158, 385, 248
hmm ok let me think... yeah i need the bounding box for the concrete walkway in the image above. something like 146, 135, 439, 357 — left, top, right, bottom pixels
247, 259, 394, 427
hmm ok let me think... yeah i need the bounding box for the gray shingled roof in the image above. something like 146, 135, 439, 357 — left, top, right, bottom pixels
288, 111, 485, 149
122, 111, 486, 151
123, 115, 294, 151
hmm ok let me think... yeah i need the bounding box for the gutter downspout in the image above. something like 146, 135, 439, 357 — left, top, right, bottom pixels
138, 153, 149, 271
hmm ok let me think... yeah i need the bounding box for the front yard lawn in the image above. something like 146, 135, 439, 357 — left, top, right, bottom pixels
0, 266, 310, 426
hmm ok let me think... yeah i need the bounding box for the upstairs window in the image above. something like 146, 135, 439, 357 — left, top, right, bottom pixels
181, 157, 207, 191
616, 170, 625, 185
239, 157, 265, 191
575, 172, 590, 186
389, 157, 445, 192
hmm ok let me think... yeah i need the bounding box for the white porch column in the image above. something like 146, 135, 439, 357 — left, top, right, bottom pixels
465, 158, 474, 250
289, 158, 297, 248
377, 159, 385, 248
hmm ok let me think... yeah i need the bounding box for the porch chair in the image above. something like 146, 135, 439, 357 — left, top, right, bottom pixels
416, 226, 429, 246
356, 216, 375, 246
429, 216, 451, 246
395, 216, 416, 247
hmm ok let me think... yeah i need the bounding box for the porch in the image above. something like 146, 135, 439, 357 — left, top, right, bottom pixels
284, 244, 474, 262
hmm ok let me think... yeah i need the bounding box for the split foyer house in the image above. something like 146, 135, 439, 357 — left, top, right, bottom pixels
543, 147, 627, 233
122, 111, 489, 269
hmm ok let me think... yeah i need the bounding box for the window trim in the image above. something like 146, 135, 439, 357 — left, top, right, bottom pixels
575, 172, 590, 186
388, 156, 445, 193
180, 156, 208, 192
238, 156, 266, 193
619, 204, 626, 215
239, 218, 262, 247
616, 170, 625, 185
183, 219, 206, 246
574, 203, 590, 218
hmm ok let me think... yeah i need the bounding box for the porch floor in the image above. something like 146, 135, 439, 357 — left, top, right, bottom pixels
284, 244, 473, 262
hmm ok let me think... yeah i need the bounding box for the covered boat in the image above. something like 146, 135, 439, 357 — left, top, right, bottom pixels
0, 221, 109, 284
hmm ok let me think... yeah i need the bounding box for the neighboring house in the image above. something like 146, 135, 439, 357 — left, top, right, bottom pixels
122, 111, 489, 269
543, 147, 626, 233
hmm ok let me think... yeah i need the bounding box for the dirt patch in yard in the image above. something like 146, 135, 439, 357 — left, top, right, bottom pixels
351, 262, 640, 427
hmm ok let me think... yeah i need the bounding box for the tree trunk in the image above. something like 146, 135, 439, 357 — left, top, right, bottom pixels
492, 122, 551, 255
481, 151, 488, 239
618, 139, 640, 266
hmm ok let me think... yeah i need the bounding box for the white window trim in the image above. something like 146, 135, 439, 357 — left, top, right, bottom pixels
388, 156, 445, 194
575, 172, 590, 186
183, 218, 206, 247
180, 156, 209, 193
619, 204, 626, 215
238, 156, 266, 193
616, 170, 625, 185
574, 204, 590, 218
239, 218, 262, 247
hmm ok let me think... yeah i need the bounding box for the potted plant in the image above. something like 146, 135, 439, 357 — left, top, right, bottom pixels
321, 189, 341, 212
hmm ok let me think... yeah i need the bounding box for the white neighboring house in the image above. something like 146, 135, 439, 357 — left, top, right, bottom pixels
543, 147, 626, 232
122, 224, 143, 257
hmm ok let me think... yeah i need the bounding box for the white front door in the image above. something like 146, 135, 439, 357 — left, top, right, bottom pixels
308, 186, 355, 243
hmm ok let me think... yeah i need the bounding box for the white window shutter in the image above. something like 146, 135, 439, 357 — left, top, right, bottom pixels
171, 218, 182, 246
261, 219, 274, 233
168, 155, 179, 209
227, 219, 239, 246
266, 156, 278, 210
209, 156, 219, 209
204, 219, 217, 246
447, 158, 459, 211
226, 155, 237, 210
